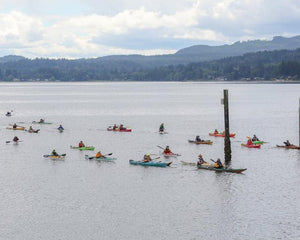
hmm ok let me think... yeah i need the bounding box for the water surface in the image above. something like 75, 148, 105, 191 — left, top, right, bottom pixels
0, 82, 299, 240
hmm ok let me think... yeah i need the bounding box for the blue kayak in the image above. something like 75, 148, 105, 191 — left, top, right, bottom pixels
129, 159, 172, 167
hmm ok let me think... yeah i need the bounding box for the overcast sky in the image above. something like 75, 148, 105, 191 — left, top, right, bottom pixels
0, 0, 299, 58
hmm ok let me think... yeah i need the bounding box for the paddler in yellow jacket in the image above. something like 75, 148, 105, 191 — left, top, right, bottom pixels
214, 159, 224, 168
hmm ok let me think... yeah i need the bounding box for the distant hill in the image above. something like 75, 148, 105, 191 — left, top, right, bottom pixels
0, 55, 25, 63
176, 35, 300, 58
93, 36, 300, 68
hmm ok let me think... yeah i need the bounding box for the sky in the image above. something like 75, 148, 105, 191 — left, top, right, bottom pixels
0, 0, 299, 58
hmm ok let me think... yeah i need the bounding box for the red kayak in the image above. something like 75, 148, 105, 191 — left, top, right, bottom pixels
276, 145, 300, 150
241, 143, 261, 148
209, 133, 236, 137
107, 127, 132, 132
161, 152, 181, 157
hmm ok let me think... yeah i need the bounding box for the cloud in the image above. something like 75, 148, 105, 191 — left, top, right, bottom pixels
0, 0, 299, 58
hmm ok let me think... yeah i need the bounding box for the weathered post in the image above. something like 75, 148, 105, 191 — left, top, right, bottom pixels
223, 89, 232, 163
299, 98, 300, 146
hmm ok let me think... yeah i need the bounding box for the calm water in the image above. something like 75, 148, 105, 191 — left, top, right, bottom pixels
0, 82, 299, 240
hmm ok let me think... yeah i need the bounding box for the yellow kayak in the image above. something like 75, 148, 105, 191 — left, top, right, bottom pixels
6, 127, 25, 131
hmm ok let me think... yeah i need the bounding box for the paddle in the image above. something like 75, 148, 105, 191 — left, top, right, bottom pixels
43, 154, 66, 158
88, 153, 113, 160
157, 145, 164, 149
210, 159, 216, 163
6, 140, 23, 143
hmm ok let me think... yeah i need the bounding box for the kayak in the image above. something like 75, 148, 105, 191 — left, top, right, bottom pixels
188, 140, 213, 145
27, 129, 40, 133
58, 129, 64, 133
71, 146, 95, 151
49, 155, 65, 160
209, 133, 236, 137
43, 154, 66, 160
85, 155, 116, 161
197, 163, 247, 173
32, 121, 52, 124
159, 131, 168, 134
161, 152, 181, 157
276, 145, 300, 150
241, 143, 261, 148
253, 140, 265, 145
129, 159, 172, 167
6, 127, 25, 131
107, 127, 132, 132
5, 113, 11, 117
181, 161, 197, 166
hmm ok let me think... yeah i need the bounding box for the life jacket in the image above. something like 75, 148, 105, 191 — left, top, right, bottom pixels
95, 152, 103, 158
214, 162, 223, 168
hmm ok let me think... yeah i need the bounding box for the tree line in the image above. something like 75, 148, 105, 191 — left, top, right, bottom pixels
0, 48, 299, 81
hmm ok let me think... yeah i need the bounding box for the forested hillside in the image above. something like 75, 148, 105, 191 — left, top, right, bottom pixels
0, 49, 299, 81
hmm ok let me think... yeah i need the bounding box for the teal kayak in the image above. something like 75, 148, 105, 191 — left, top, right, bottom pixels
71, 146, 95, 151
129, 159, 172, 167
85, 155, 116, 161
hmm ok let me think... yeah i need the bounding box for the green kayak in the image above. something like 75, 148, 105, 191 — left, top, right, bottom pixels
253, 140, 265, 145
71, 146, 95, 151
85, 155, 116, 161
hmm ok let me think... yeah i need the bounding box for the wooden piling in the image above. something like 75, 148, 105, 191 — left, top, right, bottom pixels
224, 89, 232, 162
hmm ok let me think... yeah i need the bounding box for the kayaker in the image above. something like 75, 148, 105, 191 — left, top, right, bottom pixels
214, 159, 224, 168
13, 136, 19, 143
197, 154, 206, 165
112, 124, 118, 130
214, 129, 218, 134
159, 123, 164, 132
284, 140, 292, 146
39, 118, 45, 123
51, 149, 58, 156
252, 135, 259, 141
143, 153, 152, 162
95, 151, 104, 158
164, 146, 172, 154
57, 125, 64, 130
247, 138, 253, 145
195, 135, 202, 142
29, 126, 33, 131
119, 124, 125, 130
78, 141, 85, 148
13, 123, 17, 129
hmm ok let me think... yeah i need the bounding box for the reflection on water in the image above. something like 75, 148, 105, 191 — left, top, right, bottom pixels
0, 82, 299, 240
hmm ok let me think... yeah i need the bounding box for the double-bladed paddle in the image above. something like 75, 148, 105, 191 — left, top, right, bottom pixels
6, 140, 23, 143
43, 153, 66, 158
87, 153, 113, 160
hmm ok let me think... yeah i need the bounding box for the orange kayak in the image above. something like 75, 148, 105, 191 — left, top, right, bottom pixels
209, 133, 236, 138
241, 143, 261, 148
276, 145, 300, 150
